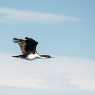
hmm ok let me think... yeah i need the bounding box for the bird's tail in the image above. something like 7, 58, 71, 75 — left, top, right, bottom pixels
12, 55, 21, 58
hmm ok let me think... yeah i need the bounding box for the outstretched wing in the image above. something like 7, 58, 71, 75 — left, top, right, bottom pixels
25, 37, 38, 54
13, 38, 27, 55
13, 37, 38, 55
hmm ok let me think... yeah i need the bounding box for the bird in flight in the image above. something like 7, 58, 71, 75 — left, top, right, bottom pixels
12, 37, 52, 61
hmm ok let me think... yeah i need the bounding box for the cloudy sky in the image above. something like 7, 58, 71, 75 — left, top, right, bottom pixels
0, 0, 95, 95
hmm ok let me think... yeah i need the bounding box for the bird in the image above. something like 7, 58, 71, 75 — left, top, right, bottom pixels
12, 37, 52, 61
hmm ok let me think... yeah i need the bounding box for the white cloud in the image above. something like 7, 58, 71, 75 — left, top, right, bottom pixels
0, 8, 80, 24
63, 57, 95, 91
0, 54, 95, 95
0, 80, 47, 88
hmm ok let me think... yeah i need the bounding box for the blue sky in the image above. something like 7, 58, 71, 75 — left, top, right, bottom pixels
0, 1, 95, 95
0, 0, 95, 59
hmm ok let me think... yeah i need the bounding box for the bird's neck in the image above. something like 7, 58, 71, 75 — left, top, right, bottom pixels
39, 55, 51, 58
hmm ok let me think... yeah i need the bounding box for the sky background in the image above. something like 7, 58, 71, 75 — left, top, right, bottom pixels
0, 0, 95, 59
0, 0, 95, 95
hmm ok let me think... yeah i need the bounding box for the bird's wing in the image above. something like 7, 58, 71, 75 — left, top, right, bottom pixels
13, 38, 28, 55
25, 37, 38, 54
13, 37, 38, 55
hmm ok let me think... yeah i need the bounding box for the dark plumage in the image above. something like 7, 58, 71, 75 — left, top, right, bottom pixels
12, 37, 52, 60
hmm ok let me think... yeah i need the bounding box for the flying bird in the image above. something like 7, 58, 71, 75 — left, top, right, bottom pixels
12, 37, 52, 61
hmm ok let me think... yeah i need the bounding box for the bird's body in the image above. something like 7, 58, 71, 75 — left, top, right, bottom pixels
27, 53, 40, 60
12, 37, 52, 61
